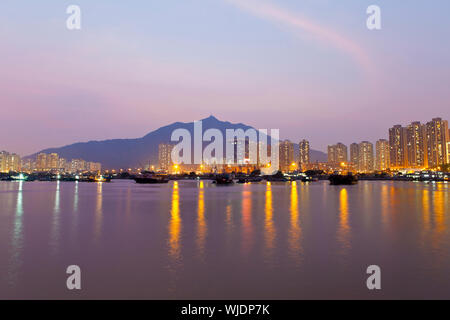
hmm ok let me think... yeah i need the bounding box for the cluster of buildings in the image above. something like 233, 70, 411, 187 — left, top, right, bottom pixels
156, 117, 449, 174
33, 153, 102, 173
0, 151, 22, 173
326, 117, 449, 173
3, 117, 447, 176
156, 138, 307, 174
0, 151, 101, 174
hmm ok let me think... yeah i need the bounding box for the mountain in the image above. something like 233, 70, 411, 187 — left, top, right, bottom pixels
27, 116, 327, 168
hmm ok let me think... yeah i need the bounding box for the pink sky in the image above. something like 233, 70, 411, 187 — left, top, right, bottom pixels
1, 1, 449, 155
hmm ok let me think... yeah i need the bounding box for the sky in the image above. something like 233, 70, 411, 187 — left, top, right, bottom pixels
1, 0, 449, 155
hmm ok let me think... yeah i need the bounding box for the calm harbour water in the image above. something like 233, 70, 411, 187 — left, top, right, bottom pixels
0, 179, 449, 299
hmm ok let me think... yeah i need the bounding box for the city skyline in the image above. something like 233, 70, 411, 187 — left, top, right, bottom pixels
2, 114, 448, 157
1, 1, 450, 155
2, 115, 448, 173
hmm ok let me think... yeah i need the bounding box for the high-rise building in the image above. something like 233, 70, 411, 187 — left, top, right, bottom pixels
426, 118, 449, 167
358, 141, 374, 173
389, 125, 408, 169
350, 143, 359, 170
0, 151, 8, 173
298, 139, 310, 170
0, 151, 21, 172
447, 141, 450, 165
36, 153, 48, 171
8, 153, 21, 172
158, 143, 175, 172
59, 158, 67, 171
71, 159, 86, 173
21, 158, 34, 173
257, 142, 272, 167
48, 153, 59, 170
376, 139, 390, 171
328, 143, 348, 165
279, 140, 294, 172
406, 122, 427, 168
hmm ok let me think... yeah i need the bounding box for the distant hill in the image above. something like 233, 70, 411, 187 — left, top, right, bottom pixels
27, 116, 327, 169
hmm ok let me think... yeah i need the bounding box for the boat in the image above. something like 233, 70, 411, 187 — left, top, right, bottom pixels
10, 173, 28, 181
265, 171, 288, 182
95, 175, 111, 182
237, 176, 262, 183
134, 173, 169, 184
212, 174, 234, 185
329, 174, 358, 185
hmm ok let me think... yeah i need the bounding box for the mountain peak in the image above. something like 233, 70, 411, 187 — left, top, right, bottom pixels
28, 117, 327, 168
202, 115, 219, 122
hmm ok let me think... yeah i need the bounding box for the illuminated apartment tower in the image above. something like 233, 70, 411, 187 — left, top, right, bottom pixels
448, 140, 450, 164
358, 141, 374, 173
71, 159, 86, 173
327, 143, 348, 165
426, 118, 449, 167
7, 153, 21, 172
350, 143, 359, 171
36, 153, 48, 171
298, 139, 310, 170
376, 139, 390, 171
406, 122, 427, 168
21, 159, 34, 173
389, 125, 408, 169
158, 143, 174, 172
59, 158, 67, 172
48, 153, 59, 170
279, 140, 294, 172
257, 141, 271, 167
0, 151, 8, 173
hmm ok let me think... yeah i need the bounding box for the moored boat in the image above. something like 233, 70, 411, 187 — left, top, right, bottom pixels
213, 174, 234, 185
134, 173, 169, 184
329, 174, 358, 185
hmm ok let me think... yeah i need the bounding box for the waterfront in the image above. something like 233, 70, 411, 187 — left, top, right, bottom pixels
0, 180, 449, 299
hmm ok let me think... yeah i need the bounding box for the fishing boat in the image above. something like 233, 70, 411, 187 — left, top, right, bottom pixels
134, 173, 169, 184
95, 174, 111, 182
329, 174, 358, 185
212, 174, 234, 185
237, 176, 262, 183
10, 173, 28, 181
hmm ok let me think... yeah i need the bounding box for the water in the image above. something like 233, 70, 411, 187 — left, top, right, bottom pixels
0, 179, 449, 299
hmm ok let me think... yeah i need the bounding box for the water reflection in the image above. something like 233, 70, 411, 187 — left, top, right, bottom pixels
431, 184, 446, 252
94, 182, 103, 241
169, 182, 181, 262
3, 180, 450, 299
71, 182, 79, 244
225, 200, 233, 251
74, 182, 79, 212
264, 182, 276, 266
50, 181, 61, 255
422, 188, 431, 232
380, 183, 389, 229
197, 181, 206, 260
225, 201, 233, 232
289, 181, 302, 266
337, 188, 350, 259
241, 184, 253, 254
8, 181, 24, 285
168, 181, 182, 295
433, 184, 445, 232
